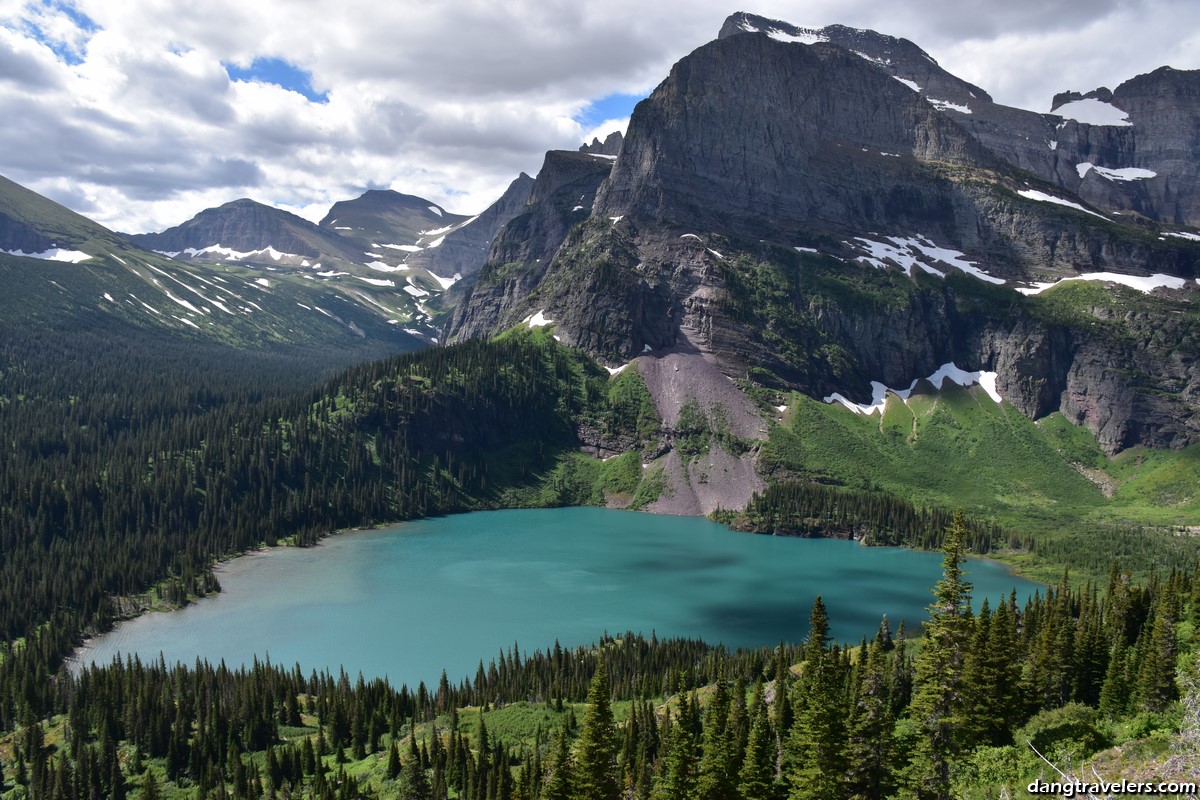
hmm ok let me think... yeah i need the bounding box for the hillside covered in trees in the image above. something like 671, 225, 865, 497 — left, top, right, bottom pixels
1, 518, 1196, 798
3, 301, 1200, 798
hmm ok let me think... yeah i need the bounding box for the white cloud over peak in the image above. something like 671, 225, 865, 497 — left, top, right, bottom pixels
0, 0, 1195, 233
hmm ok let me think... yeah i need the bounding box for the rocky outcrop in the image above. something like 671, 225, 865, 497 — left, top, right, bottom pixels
445, 151, 616, 340
719, 13, 1200, 228
579, 131, 624, 157
595, 31, 994, 239
0, 211, 57, 254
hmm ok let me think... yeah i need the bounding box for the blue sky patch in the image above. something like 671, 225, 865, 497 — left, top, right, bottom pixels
224, 57, 329, 103
19, 0, 99, 66
575, 92, 646, 129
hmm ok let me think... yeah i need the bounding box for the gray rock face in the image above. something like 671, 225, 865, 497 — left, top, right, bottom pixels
0, 212, 57, 254
579, 132, 624, 156
406, 173, 535, 278
721, 13, 1200, 228
445, 151, 616, 340
448, 12, 1200, 452
813, 296, 1200, 453
596, 31, 994, 238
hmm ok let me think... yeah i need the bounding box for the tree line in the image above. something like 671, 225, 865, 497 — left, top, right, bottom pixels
0, 512, 1191, 797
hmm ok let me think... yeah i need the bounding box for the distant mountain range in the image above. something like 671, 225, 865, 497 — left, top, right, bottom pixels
0, 166, 532, 353
4, 10, 1200, 525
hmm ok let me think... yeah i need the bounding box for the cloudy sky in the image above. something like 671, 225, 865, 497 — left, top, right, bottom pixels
1, 0, 1196, 233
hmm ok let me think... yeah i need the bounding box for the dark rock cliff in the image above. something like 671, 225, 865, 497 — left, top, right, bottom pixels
445, 151, 616, 340
579, 131, 624, 157
0, 211, 58, 254
447, 12, 1200, 452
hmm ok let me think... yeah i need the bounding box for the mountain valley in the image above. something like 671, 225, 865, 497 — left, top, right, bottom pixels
3, 10, 1200, 798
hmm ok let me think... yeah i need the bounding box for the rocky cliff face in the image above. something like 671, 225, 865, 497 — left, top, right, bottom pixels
447, 12, 1200, 453
0, 211, 57, 254
445, 151, 617, 340
595, 31, 996, 239
579, 132, 624, 157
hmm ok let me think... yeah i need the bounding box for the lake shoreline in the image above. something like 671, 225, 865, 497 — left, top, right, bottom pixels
68, 507, 1045, 687
67, 508, 1044, 674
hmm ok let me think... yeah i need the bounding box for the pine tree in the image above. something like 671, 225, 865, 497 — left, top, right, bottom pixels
652, 692, 701, 800
783, 647, 847, 800
574, 660, 620, 800
1136, 590, 1179, 712
904, 510, 974, 800
804, 597, 831, 665
398, 755, 433, 800
141, 768, 161, 800
845, 639, 895, 799
739, 682, 778, 800
697, 676, 737, 800
543, 721, 575, 800
388, 740, 402, 780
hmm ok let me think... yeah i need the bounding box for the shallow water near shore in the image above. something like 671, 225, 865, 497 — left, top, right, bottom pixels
77, 507, 1042, 686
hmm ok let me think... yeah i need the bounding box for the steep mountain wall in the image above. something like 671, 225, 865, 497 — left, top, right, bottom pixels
447, 14, 1200, 453
445, 151, 616, 340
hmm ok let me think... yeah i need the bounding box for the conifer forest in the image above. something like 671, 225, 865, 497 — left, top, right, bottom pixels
1, 317, 1198, 799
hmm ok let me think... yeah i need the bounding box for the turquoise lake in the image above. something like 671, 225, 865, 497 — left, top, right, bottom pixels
77, 507, 1043, 687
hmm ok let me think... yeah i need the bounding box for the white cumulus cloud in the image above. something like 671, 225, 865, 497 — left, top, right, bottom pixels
0, 0, 1194, 232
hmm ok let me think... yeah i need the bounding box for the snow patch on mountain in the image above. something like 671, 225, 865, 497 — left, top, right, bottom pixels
1017, 190, 1108, 220
852, 236, 1005, 284
181, 244, 305, 262
928, 98, 971, 114
1016, 272, 1186, 296
1054, 98, 1132, 126
429, 273, 462, 290
163, 291, 204, 314
524, 309, 554, 328
1077, 163, 1157, 182
4, 247, 91, 263
737, 18, 828, 44
824, 362, 1002, 415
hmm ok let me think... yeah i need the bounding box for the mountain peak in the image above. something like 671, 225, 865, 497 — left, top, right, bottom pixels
717, 12, 992, 105
579, 131, 624, 157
